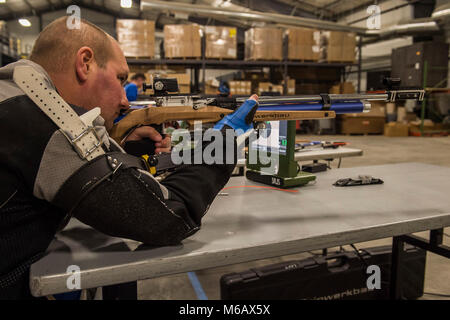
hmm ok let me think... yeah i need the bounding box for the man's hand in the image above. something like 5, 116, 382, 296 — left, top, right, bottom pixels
123, 126, 171, 153
213, 94, 259, 135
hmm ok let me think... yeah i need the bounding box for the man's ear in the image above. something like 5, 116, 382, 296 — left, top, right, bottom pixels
75, 46, 95, 83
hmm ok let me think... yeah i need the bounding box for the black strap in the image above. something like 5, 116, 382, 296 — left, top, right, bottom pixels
320, 93, 331, 111
53, 152, 148, 231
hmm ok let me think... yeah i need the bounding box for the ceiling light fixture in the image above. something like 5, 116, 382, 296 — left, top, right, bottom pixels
120, 0, 132, 8
18, 18, 31, 27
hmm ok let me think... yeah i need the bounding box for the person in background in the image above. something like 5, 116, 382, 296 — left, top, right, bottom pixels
124, 73, 146, 102
218, 81, 230, 97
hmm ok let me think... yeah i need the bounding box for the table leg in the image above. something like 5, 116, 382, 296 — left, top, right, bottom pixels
390, 236, 404, 300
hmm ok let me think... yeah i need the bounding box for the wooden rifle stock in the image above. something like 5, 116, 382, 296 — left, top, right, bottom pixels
109, 106, 335, 142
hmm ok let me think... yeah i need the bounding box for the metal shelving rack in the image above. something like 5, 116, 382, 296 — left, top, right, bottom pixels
126, 36, 362, 95
127, 58, 359, 94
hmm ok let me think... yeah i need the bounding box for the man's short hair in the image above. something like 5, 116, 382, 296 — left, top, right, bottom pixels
131, 73, 146, 81
30, 16, 114, 73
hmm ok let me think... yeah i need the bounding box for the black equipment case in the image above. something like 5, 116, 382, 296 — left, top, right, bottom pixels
220, 245, 426, 300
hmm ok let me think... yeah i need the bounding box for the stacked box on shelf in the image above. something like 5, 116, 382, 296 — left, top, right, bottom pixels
258, 82, 284, 95
245, 27, 283, 60
319, 31, 356, 63
283, 78, 296, 95
243, 71, 270, 94
384, 123, 409, 137
285, 27, 320, 61
230, 81, 251, 95
116, 19, 155, 57
205, 26, 237, 59
164, 24, 201, 58
330, 82, 355, 94
205, 79, 219, 94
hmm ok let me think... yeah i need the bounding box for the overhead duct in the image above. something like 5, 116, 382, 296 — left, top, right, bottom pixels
140, 0, 367, 34
142, 0, 450, 44
432, 3, 450, 22
432, 3, 450, 44
363, 18, 440, 44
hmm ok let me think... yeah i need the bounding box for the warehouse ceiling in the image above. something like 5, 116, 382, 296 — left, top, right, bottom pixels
0, 0, 384, 24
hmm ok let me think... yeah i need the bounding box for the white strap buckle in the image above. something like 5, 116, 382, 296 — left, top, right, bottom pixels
68, 125, 103, 159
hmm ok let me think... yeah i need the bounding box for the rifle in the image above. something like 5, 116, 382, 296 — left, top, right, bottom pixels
110, 77, 424, 143
111, 78, 424, 175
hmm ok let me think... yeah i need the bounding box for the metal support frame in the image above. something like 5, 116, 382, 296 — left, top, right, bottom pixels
194, 67, 200, 94
283, 35, 288, 96
201, 35, 206, 94
357, 36, 362, 93
420, 60, 428, 136
390, 228, 450, 299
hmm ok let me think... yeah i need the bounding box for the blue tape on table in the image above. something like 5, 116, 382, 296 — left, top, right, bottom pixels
187, 272, 208, 300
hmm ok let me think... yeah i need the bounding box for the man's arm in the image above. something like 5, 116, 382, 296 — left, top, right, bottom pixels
70, 142, 235, 245
66, 99, 258, 245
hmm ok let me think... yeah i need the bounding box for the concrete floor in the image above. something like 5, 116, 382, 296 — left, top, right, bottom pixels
139, 135, 450, 300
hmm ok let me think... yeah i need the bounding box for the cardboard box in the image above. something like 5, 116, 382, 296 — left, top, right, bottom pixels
164, 24, 201, 58
245, 27, 283, 60
229, 81, 252, 95
117, 19, 155, 57
346, 101, 385, 118
286, 27, 320, 61
342, 32, 356, 62
384, 123, 409, 137
405, 112, 418, 122
205, 26, 237, 59
320, 31, 356, 62
339, 117, 385, 134
339, 99, 386, 134
330, 82, 355, 94
283, 78, 296, 95
205, 79, 219, 94
258, 82, 283, 95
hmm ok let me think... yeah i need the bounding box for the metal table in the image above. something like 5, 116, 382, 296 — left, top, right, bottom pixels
30, 163, 450, 298
236, 147, 363, 168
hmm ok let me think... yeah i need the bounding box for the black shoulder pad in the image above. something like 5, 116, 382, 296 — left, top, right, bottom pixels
53, 152, 148, 231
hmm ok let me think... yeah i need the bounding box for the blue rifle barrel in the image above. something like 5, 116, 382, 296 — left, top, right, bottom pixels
257, 100, 367, 114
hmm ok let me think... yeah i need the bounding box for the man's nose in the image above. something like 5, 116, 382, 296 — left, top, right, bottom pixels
120, 90, 130, 110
